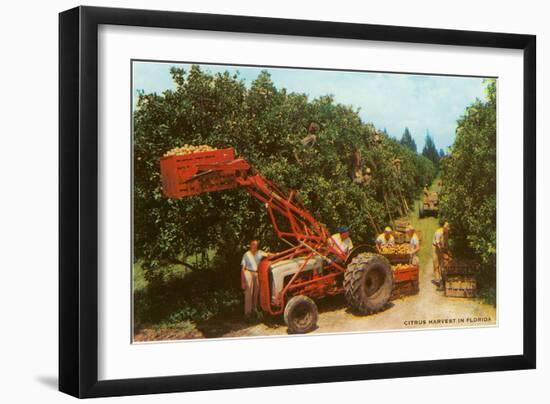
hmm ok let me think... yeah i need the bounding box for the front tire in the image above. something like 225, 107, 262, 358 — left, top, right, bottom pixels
284, 295, 318, 334
344, 253, 393, 314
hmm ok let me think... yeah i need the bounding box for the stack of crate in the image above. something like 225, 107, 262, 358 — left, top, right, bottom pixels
393, 218, 409, 244
391, 263, 419, 300
393, 217, 410, 232
382, 244, 419, 300
442, 259, 480, 298
392, 217, 423, 244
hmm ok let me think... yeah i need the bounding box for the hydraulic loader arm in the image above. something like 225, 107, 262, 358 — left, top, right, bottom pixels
159, 147, 348, 265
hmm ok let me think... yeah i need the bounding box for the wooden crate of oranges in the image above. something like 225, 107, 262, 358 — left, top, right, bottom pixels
442, 258, 480, 298
380, 244, 412, 264
390, 263, 419, 300
444, 275, 477, 298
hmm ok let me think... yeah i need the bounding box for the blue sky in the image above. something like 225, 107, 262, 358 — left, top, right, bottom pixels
133, 61, 489, 151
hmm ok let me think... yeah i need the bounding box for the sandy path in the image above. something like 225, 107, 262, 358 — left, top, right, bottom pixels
135, 257, 496, 341
217, 258, 496, 338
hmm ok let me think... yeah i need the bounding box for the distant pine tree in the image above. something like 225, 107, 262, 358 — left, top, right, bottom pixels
400, 127, 417, 153
422, 131, 440, 168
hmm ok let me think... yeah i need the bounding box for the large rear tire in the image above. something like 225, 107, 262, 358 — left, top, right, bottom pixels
284, 295, 318, 334
344, 253, 393, 314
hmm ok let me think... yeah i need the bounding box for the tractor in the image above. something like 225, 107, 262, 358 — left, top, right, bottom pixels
419, 190, 439, 218
160, 147, 394, 334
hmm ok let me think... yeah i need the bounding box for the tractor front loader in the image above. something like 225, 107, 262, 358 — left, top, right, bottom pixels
160, 147, 394, 334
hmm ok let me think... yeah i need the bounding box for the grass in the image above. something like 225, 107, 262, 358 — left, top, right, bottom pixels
133, 261, 148, 292
406, 181, 440, 270
133, 249, 217, 293
152, 320, 196, 331
133, 251, 243, 334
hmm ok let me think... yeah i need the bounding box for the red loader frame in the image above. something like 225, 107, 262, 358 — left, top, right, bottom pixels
160, 147, 349, 315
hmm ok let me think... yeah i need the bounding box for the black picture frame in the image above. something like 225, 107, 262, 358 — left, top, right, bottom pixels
59, 5, 536, 398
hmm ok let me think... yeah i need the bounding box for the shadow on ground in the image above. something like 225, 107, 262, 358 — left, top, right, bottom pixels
135, 263, 401, 341
196, 294, 352, 338
35, 375, 58, 390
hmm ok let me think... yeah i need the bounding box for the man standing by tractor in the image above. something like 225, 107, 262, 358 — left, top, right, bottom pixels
407, 225, 420, 266
432, 222, 450, 290
376, 226, 395, 253
241, 239, 268, 319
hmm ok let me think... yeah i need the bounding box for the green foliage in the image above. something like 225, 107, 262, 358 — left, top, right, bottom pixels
133, 65, 436, 283
400, 127, 417, 152
133, 264, 243, 328
439, 80, 496, 303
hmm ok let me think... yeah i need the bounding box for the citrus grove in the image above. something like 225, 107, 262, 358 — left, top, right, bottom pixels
132, 66, 495, 329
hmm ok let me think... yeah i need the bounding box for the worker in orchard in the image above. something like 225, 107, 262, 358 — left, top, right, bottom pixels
330, 226, 354, 255
423, 185, 430, 197
376, 226, 395, 253
241, 239, 268, 319
432, 222, 450, 290
407, 225, 420, 265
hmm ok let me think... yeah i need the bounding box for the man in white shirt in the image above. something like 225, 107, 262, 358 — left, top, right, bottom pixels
432, 222, 450, 290
376, 226, 395, 253
241, 239, 268, 318
330, 226, 354, 256
407, 225, 420, 266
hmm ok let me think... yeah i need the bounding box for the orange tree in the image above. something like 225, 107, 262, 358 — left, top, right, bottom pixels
439, 80, 497, 301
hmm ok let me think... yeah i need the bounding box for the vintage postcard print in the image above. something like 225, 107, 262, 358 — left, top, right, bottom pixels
132, 61, 496, 342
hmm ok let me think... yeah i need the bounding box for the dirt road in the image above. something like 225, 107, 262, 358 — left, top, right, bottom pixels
134, 199, 496, 342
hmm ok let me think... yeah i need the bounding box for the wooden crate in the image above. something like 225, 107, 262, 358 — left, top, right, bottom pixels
393, 217, 410, 233
442, 258, 480, 276
394, 231, 407, 244
393, 264, 419, 283
382, 252, 412, 264
391, 280, 419, 300
391, 264, 419, 300
160, 148, 238, 198
393, 229, 423, 245
444, 275, 477, 298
